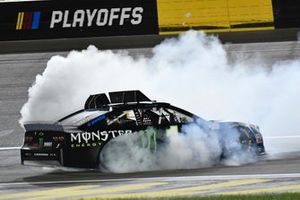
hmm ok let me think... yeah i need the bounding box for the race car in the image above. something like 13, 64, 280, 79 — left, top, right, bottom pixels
21, 90, 265, 168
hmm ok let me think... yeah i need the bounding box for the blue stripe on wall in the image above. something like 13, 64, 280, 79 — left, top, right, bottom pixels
31, 11, 41, 29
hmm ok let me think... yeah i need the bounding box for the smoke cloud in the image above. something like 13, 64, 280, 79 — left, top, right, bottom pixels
99, 122, 257, 173
20, 31, 300, 170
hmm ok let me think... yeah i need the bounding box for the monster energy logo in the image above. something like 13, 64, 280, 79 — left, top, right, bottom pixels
70, 130, 132, 148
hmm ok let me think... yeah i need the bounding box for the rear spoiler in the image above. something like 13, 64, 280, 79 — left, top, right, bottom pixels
84, 90, 152, 110
24, 124, 64, 132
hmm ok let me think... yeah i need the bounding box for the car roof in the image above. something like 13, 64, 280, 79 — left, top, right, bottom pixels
58, 101, 201, 124
58, 90, 203, 124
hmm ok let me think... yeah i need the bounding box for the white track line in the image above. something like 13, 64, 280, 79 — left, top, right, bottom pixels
264, 135, 300, 139
0, 147, 20, 151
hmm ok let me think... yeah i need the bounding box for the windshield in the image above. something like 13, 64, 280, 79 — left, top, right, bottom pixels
59, 110, 108, 126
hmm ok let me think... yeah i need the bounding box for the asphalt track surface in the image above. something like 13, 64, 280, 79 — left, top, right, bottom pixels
1, 40, 300, 199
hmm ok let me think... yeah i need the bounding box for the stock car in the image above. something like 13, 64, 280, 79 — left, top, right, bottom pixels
21, 90, 265, 168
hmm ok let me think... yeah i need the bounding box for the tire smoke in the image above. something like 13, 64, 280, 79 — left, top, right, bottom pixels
100, 124, 257, 173
20, 31, 300, 168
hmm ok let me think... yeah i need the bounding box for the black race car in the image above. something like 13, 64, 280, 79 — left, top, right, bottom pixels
21, 90, 265, 168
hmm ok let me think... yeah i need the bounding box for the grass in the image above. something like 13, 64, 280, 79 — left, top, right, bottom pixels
84, 193, 300, 200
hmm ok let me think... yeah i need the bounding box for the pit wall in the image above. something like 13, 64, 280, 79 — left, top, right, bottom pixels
0, 0, 299, 41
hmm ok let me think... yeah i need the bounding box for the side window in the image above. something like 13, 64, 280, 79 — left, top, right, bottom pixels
94, 106, 194, 128
133, 108, 155, 126
237, 126, 253, 145
107, 110, 138, 126
131, 107, 170, 126
165, 108, 194, 124
149, 107, 194, 125
104, 108, 159, 127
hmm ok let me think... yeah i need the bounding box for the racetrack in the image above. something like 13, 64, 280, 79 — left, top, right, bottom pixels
1, 39, 300, 198
1, 149, 300, 199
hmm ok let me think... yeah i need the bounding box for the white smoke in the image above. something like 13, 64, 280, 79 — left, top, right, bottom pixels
20, 30, 300, 170
99, 122, 257, 173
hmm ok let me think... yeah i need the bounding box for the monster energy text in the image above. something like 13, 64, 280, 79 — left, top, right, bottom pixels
70, 130, 132, 148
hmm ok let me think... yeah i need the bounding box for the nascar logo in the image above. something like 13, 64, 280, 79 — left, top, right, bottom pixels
16, 11, 41, 30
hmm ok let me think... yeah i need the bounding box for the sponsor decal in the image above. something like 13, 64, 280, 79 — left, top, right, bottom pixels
70, 129, 132, 148
33, 152, 57, 157
53, 136, 64, 142
255, 133, 263, 143
50, 7, 143, 29
44, 142, 52, 147
16, 11, 41, 30
33, 153, 48, 156
88, 115, 107, 126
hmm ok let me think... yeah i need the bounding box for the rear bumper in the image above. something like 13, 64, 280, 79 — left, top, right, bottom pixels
20, 147, 64, 165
